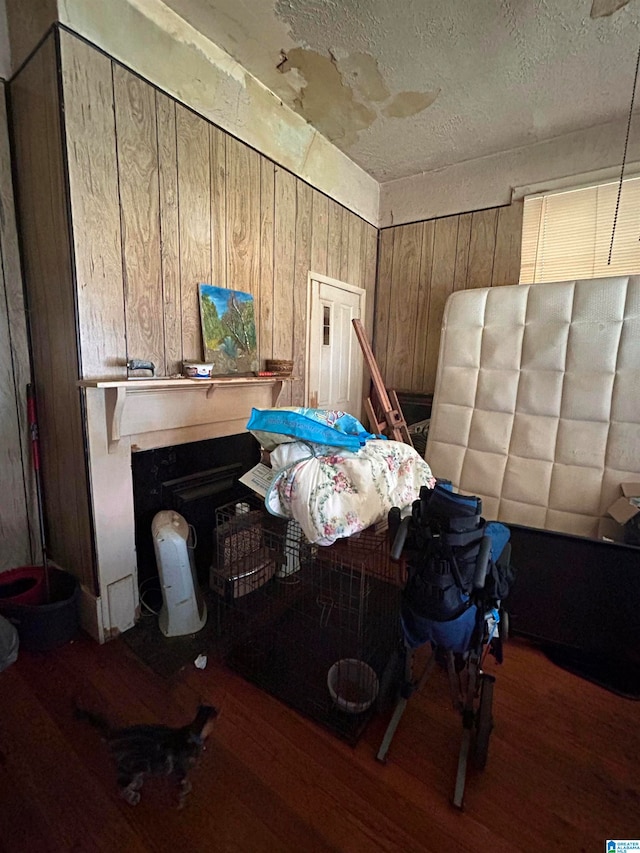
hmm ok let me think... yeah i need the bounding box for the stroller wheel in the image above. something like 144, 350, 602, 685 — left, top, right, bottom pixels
473, 673, 495, 770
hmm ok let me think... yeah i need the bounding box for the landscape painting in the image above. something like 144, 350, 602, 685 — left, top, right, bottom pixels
198, 284, 258, 375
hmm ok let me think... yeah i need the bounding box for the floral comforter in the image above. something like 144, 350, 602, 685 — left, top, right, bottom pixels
265, 439, 436, 545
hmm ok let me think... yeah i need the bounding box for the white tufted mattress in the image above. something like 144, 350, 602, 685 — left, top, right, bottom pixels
425, 275, 640, 540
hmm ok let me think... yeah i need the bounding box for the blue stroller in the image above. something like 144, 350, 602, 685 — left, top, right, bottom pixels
377, 482, 514, 809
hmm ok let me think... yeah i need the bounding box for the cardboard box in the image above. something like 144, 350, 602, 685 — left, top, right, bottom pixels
607, 482, 640, 525
621, 481, 640, 498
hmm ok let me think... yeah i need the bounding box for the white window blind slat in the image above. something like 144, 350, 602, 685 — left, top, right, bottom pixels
520, 176, 640, 284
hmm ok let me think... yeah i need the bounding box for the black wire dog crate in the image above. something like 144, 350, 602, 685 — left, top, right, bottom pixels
212, 496, 402, 743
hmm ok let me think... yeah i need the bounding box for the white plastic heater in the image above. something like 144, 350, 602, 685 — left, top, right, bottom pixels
152, 510, 207, 637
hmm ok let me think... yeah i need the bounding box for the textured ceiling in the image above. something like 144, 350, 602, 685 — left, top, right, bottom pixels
162, 0, 640, 183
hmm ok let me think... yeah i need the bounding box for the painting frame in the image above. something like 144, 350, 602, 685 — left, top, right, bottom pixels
198, 283, 258, 376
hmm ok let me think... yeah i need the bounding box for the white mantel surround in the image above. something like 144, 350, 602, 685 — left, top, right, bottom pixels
79, 376, 283, 642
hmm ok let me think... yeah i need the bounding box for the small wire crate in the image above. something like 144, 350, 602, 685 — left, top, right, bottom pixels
213, 497, 402, 743
211, 502, 277, 601
212, 495, 315, 601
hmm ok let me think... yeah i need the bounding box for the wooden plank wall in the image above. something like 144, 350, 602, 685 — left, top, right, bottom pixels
9, 33, 95, 589
0, 83, 38, 571
6, 27, 377, 585
59, 30, 378, 409
375, 203, 523, 394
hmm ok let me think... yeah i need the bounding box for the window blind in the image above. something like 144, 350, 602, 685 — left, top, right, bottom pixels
519, 176, 640, 283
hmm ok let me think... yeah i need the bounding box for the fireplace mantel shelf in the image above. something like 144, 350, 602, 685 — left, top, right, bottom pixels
78, 375, 285, 390
79, 376, 285, 452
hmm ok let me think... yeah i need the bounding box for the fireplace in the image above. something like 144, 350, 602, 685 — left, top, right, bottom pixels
79, 376, 284, 642
132, 434, 259, 588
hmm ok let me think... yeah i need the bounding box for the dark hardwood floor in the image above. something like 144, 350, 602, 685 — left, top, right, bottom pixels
0, 629, 638, 852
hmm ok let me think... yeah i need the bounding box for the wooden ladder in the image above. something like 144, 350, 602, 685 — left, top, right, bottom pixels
352, 319, 413, 446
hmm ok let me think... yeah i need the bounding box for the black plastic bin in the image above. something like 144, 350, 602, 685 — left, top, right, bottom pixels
0, 568, 79, 652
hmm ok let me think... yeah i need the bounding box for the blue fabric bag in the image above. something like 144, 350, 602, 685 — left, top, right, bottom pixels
246, 407, 381, 451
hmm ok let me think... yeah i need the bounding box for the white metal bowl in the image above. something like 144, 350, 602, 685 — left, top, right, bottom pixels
183, 361, 214, 379
327, 658, 379, 714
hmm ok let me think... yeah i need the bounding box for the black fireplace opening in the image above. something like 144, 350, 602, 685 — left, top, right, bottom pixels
131, 433, 260, 590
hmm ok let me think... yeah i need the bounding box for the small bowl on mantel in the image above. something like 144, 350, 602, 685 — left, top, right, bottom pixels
183, 361, 214, 379
265, 359, 294, 376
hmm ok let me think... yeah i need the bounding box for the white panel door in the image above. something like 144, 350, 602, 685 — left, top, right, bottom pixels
307, 274, 365, 419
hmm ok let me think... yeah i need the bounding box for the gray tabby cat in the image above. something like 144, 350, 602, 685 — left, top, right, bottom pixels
76, 704, 218, 807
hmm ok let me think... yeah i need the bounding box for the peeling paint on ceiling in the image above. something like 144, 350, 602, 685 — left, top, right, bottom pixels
338, 52, 390, 102
382, 90, 440, 119
278, 47, 377, 146
161, 0, 640, 183
278, 46, 436, 145
591, 0, 633, 18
